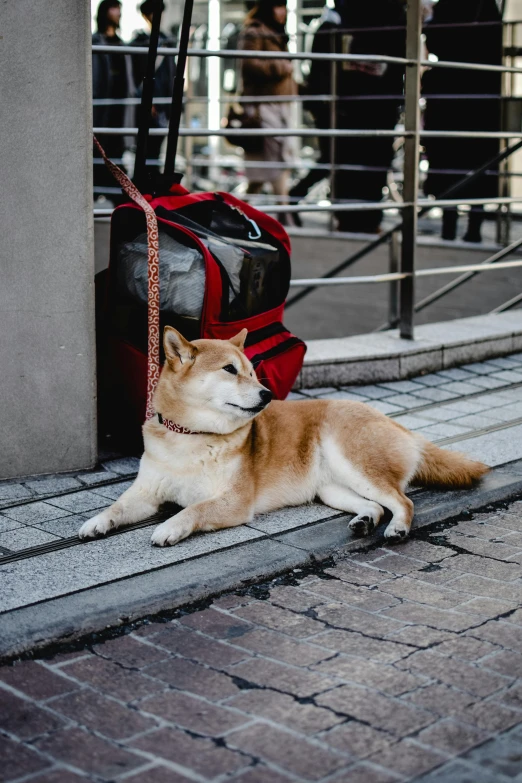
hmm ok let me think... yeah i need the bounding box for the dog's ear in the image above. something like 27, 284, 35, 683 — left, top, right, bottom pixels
228, 328, 248, 352
164, 326, 197, 369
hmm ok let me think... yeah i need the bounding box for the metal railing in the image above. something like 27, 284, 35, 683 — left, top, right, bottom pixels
92, 9, 522, 338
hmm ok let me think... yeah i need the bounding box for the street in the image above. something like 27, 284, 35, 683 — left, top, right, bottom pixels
2, 499, 522, 782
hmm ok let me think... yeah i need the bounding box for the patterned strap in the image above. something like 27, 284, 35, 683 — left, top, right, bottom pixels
93, 135, 160, 421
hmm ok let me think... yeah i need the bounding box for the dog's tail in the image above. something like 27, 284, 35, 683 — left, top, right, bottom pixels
413, 439, 489, 489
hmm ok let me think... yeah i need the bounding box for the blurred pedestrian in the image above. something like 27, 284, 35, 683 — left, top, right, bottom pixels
131, 0, 176, 175
423, 0, 503, 242
92, 0, 135, 202
334, 0, 406, 234
238, 0, 298, 223
289, 3, 341, 210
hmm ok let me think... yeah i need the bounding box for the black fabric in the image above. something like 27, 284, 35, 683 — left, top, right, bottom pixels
422, 0, 503, 200
333, 0, 406, 231
92, 32, 134, 199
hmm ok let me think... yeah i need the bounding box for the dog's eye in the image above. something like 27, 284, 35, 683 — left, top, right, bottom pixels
223, 364, 238, 375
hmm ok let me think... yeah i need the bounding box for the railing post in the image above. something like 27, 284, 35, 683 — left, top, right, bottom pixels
389, 230, 400, 325
399, 0, 421, 340
329, 35, 337, 232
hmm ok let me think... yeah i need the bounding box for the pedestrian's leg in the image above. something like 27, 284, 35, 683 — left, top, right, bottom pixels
442, 209, 459, 240
463, 205, 484, 243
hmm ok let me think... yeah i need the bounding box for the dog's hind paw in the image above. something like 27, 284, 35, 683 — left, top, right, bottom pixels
384, 520, 409, 541
349, 514, 376, 537
78, 514, 113, 539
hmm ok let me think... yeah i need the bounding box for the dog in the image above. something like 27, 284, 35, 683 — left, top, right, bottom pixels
79, 327, 489, 546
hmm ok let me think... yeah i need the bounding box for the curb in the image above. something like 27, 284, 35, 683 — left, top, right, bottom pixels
1, 459, 522, 661
294, 312, 522, 388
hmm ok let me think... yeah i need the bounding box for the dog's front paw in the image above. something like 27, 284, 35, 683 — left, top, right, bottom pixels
384, 520, 409, 541
78, 513, 113, 539
349, 514, 377, 537
151, 519, 193, 547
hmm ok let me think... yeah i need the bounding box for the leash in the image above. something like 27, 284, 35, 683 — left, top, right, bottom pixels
93, 135, 160, 421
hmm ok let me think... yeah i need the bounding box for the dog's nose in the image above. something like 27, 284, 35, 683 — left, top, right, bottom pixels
259, 389, 273, 405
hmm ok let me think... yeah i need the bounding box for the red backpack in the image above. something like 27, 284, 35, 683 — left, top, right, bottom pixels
99, 184, 306, 442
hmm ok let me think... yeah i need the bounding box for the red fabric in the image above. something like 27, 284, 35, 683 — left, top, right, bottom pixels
103, 190, 306, 436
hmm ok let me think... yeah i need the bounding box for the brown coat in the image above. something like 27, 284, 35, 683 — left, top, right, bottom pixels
239, 19, 297, 98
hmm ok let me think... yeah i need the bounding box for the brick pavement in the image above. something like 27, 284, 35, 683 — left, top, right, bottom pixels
2, 500, 522, 782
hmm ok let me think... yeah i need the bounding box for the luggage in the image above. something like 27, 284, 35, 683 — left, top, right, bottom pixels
96, 0, 305, 447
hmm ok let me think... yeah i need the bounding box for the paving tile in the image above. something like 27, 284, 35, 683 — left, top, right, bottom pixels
398, 649, 509, 697
414, 373, 449, 387
434, 635, 500, 661
412, 387, 460, 402
299, 387, 336, 397
227, 722, 347, 781
25, 476, 82, 495
318, 390, 369, 401
490, 370, 522, 383
101, 456, 140, 475
311, 603, 404, 638
405, 683, 476, 716
314, 629, 415, 663
95, 634, 169, 668
385, 393, 428, 409
147, 624, 250, 667
420, 422, 472, 439
364, 400, 405, 414
0, 734, 51, 781
342, 384, 393, 399
450, 413, 505, 430
416, 718, 488, 755
31, 515, 90, 537
379, 380, 427, 393
50, 689, 157, 739
483, 650, 522, 678
0, 661, 78, 700
0, 526, 61, 550
329, 763, 402, 783
0, 516, 25, 534
0, 483, 33, 502
34, 727, 142, 778
89, 480, 134, 500
225, 657, 336, 698
439, 381, 486, 395
382, 603, 482, 633
139, 690, 247, 735
231, 767, 295, 783
462, 374, 509, 390
145, 657, 240, 701
249, 502, 333, 534
76, 469, 119, 485
20, 772, 90, 783
366, 739, 448, 778
392, 413, 437, 430
316, 684, 435, 735
0, 688, 65, 739
123, 766, 196, 783
412, 759, 504, 783
63, 656, 166, 701
321, 721, 393, 758
227, 688, 342, 734
313, 655, 424, 696
1, 501, 71, 524
437, 368, 480, 381
454, 701, 521, 733
130, 726, 249, 779
232, 627, 331, 666
488, 357, 522, 370
45, 490, 109, 513
233, 601, 323, 638
462, 361, 501, 375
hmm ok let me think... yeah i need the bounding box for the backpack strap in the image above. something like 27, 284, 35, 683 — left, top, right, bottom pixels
93, 135, 160, 421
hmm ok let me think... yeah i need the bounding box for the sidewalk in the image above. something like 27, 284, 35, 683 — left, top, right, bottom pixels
2, 498, 522, 782
3, 353, 522, 659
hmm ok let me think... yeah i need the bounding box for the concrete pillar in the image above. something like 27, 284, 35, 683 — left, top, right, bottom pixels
0, 0, 96, 478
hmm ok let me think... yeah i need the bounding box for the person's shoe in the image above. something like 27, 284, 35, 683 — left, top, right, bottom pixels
463, 230, 482, 243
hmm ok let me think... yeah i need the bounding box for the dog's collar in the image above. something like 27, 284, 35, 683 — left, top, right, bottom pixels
157, 413, 199, 435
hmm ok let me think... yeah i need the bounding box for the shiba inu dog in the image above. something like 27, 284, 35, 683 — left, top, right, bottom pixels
79, 327, 488, 546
